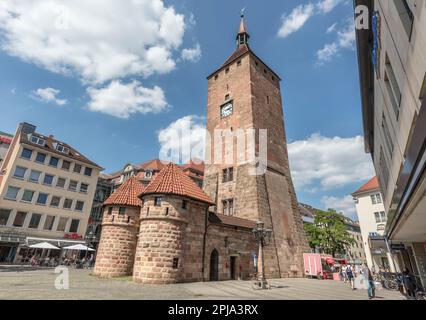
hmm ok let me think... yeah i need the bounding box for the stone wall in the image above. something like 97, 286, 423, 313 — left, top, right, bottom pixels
93, 205, 140, 277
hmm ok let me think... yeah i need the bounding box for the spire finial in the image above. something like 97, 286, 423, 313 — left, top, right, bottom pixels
236, 8, 249, 47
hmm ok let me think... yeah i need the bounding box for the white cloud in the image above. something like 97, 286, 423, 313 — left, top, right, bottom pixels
278, 3, 315, 38
316, 19, 355, 65
158, 115, 205, 164
32, 87, 67, 106
86, 80, 167, 119
321, 195, 358, 220
288, 133, 375, 191
317, 0, 345, 13
181, 43, 202, 63
0, 0, 186, 83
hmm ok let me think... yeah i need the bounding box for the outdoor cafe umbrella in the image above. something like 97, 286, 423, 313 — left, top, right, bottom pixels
29, 242, 60, 250
62, 244, 95, 251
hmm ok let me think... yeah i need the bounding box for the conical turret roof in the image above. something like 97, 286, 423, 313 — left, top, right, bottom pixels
141, 162, 214, 205
103, 176, 145, 207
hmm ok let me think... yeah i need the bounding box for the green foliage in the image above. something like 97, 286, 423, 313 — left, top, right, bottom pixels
304, 208, 356, 257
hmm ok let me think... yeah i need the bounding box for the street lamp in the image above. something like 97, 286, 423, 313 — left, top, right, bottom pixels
252, 220, 272, 289
84, 230, 95, 260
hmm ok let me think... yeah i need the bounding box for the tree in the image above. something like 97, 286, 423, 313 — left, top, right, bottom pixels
304, 208, 356, 257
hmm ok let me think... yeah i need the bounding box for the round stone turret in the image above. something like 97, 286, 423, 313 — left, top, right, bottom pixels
93, 177, 145, 277
133, 163, 214, 284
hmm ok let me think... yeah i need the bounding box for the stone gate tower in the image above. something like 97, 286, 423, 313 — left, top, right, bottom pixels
203, 14, 308, 277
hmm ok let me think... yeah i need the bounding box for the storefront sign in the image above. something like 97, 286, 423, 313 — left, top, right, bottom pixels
64, 233, 82, 240
0, 136, 12, 144
390, 244, 405, 251
372, 10, 381, 79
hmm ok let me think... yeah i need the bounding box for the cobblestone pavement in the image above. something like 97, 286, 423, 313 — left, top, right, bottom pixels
0, 266, 406, 300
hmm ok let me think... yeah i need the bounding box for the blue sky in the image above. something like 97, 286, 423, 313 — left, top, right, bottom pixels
0, 0, 374, 219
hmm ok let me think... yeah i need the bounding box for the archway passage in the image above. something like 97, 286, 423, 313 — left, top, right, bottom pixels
209, 249, 219, 281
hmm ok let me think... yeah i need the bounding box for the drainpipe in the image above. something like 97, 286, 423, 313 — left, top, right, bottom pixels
201, 207, 209, 282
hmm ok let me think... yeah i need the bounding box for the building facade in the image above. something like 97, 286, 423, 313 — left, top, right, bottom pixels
0, 122, 102, 262
352, 176, 398, 272
355, 0, 426, 288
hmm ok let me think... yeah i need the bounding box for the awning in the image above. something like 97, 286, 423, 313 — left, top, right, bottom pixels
62, 244, 95, 251
29, 242, 60, 250
325, 258, 335, 264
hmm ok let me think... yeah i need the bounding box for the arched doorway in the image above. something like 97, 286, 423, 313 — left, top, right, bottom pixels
209, 249, 219, 281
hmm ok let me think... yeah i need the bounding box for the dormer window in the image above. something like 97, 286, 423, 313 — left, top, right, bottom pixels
56, 144, 69, 154
144, 171, 153, 179
30, 135, 45, 146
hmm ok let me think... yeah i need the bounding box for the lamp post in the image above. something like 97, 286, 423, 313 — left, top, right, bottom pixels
84, 230, 95, 260
252, 220, 272, 289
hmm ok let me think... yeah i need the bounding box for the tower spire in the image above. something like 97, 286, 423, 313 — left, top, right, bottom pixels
236, 8, 249, 48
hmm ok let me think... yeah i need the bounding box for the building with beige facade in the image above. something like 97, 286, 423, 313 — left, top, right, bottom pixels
355, 0, 426, 288
0, 122, 102, 262
352, 177, 397, 272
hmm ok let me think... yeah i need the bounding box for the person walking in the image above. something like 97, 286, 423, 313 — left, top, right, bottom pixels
402, 268, 416, 299
361, 264, 375, 299
346, 264, 355, 290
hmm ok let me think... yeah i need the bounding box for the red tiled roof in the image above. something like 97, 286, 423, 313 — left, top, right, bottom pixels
208, 213, 256, 229
352, 176, 379, 195
180, 159, 205, 174
103, 176, 145, 207
137, 159, 169, 171
141, 163, 214, 205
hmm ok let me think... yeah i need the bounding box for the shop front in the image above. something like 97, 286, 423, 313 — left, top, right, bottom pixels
0, 232, 26, 263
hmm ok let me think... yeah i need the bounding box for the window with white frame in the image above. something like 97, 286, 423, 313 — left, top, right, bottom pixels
30, 135, 45, 146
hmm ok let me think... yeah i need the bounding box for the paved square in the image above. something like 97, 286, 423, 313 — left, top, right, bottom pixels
0, 266, 405, 300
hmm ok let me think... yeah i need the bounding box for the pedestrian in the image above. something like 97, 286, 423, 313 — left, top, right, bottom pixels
402, 268, 416, 299
361, 263, 375, 299
342, 265, 348, 283
346, 264, 355, 290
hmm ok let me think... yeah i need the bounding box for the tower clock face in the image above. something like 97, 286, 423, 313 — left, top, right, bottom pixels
220, 101, 233, 118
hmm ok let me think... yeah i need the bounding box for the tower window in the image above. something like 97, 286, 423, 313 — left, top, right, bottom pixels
214, 74, 219, 80
165, 207, 169, 216
222, 199, 234, 216
154, 197, 162, 206
225, 67, 230, 74
119, 207, 126, 215
225, 94, 230, 101
222, 167, 233, 182
107, 207, 112, 215
172, 258, 179, 269
237, 60, 241, 66
255, 61, 259, 66
272, 76, 275, 82
182, 200, 187, 209
264, 69, 267, 74
266, 96, 270, 104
